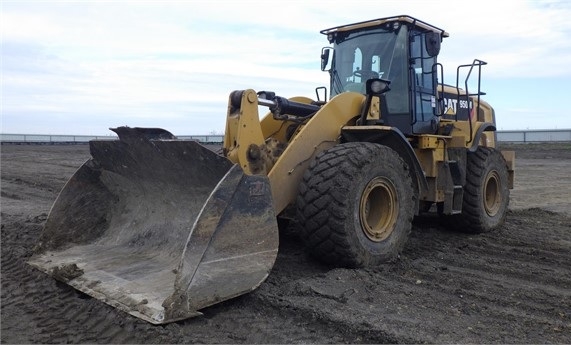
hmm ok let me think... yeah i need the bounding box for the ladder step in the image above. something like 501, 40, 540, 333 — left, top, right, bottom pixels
452, 185, 463, 214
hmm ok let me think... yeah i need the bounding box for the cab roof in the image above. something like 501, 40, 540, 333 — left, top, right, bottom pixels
320, 15, 449, 38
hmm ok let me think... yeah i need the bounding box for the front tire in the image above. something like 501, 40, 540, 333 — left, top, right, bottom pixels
296, 142, 415, 268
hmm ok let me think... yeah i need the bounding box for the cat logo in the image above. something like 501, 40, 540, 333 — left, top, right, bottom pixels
443, 98, 458, 115
443, 97, 472, 115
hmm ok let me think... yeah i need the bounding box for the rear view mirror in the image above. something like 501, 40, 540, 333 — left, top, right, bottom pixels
425, 32, 441, 57
321, 47, 333, 71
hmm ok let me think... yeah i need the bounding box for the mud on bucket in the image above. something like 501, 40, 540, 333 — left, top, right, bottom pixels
27, 127, 279, 324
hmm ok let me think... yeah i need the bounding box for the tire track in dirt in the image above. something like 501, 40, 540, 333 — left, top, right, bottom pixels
1, 215, 142, 344
4, 209, 568, 343
1, 214, 366, 343
251, 209, 571, 344
2, 143, 570, 344
402, 211, 571, 343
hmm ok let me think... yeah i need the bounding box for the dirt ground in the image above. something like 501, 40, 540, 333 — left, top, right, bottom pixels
1, 142, 570, 344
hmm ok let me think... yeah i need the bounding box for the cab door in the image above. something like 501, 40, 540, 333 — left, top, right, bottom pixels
409, 30, 439, 134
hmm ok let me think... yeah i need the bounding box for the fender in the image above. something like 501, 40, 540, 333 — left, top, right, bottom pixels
340, 126, 428, 208
469, 122, 496, 152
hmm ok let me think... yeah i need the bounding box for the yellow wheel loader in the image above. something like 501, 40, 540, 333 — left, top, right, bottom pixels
28, 15, 515, 324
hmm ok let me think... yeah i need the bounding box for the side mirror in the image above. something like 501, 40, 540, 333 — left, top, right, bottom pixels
321, 47, 333, 71
425, 32, 441, 57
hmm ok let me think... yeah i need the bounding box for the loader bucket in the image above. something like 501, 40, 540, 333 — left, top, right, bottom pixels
28, 127, 279, 324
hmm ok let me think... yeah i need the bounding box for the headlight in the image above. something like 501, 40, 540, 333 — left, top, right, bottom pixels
366, 79, 391, 95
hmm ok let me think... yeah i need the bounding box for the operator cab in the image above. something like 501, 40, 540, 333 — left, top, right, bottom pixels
321, 15, 448, 136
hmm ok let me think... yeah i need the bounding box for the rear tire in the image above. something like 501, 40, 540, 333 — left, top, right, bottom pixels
296, 142, 415, 268
447, 147, 510, 233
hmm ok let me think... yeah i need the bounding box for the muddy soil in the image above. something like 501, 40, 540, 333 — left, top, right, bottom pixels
1, 143, 570, 344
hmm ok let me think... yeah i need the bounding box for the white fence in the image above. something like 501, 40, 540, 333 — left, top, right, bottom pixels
0, 133, 224, 144
0, 133, 117, 143
1, 130, 570, 144
496, 129, 571, 143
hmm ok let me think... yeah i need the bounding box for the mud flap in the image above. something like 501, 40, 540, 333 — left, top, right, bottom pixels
27, 127, 279, 324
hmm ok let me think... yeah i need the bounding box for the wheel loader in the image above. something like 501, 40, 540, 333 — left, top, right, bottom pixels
28, 15, 515, 324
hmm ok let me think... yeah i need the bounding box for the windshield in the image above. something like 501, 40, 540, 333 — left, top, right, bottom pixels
330, 26, 409, 105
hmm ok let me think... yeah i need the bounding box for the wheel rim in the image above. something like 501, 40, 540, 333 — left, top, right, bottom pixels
359, 177, 398, 242
484, 170, 501, 216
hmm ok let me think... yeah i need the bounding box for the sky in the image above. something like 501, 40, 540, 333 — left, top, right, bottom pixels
2, 0, 571, 136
